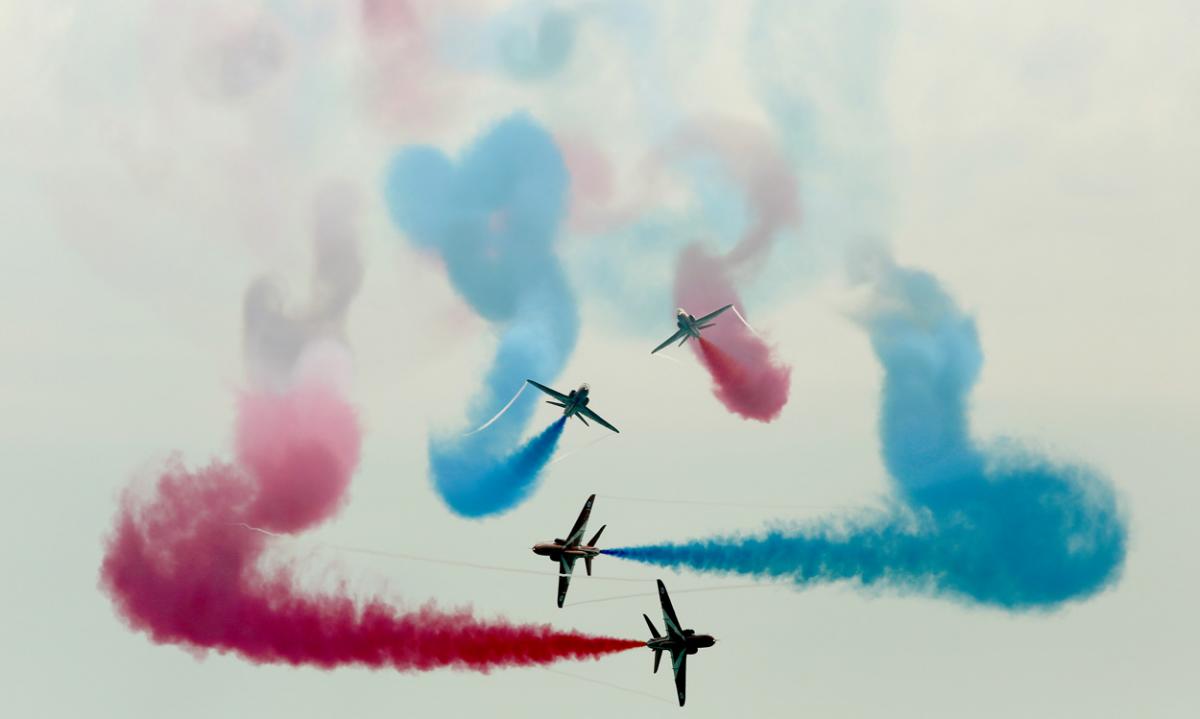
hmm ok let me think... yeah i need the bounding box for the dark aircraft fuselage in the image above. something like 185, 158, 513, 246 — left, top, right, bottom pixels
647, 630, 716, 656
532, 541, 601, 561
554, 384, 591, 419
675, 309, 704, 339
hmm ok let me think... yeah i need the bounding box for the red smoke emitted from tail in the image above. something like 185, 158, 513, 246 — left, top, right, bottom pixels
666, 120, 795, 422
101, 382, 640, 670
677, 245, 791, 422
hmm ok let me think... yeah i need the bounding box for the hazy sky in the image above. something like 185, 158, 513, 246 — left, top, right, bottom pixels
2, 1, 1198, 716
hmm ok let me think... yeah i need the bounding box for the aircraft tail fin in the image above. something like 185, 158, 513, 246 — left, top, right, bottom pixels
653, 648, 663, 674
643, 613, 661, 639
546, 401, 566, 408
588, 525, 605, 547
677, 335, 689, 347
584, 557, 592, 576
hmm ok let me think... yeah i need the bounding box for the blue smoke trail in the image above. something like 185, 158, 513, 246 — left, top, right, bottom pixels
431, 418, 567, 518
384, 114, 578, 517
606, 258, 1128, 609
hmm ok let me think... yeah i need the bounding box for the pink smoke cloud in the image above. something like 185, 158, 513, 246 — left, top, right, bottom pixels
676, 246, 791, 422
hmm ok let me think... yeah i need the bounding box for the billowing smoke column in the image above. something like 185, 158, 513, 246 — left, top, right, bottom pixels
384, 114, 577, 517
669, 121, 794, 422
607, 257, 1127, 609
101, 383, 639, 669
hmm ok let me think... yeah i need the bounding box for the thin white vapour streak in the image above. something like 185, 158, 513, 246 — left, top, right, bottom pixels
653, 352, 683, 364
730, 305, 762, 338
462, 382, 526, 436
232, 522, 285, 537
564, 582, 782, 608
598, 494, 858, 512
549, 432, 616, 466
230, 524, 650, 582
541, 667, 672, 705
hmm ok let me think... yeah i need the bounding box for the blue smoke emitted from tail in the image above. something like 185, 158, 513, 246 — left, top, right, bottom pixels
384, 114, 578, 517
431, 418, 567, 518
606, 259, 1128, 609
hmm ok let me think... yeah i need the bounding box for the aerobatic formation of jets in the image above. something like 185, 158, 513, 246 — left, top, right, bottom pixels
522, 305, 736, 705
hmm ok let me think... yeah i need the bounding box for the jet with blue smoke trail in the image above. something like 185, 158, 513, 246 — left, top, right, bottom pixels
384, 113, 578, 517
606, 255, 1127, 609
526, 379, 620, 433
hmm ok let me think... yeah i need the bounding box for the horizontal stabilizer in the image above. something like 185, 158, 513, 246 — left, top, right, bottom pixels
653, 648, 663, 674
546, 400, 566, 408
698, 323, 716, 329
677, 335, 689, 347
584, 557, 592, 576
588, 525, 605, 547
576, 414, 589, 426
643, 613, 661, 639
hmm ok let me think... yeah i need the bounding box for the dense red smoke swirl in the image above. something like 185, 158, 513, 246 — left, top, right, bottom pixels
101, 383, 640, 670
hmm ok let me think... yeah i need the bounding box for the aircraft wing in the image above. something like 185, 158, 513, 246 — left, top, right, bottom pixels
557, 556, 577, 608
564, 494, 595, 546
670, 648, 687, 707
579, 405, 619, 433
657, 579, 685, 640
695, 303, 734, 324
651, 329, 686, 354
525, 379, 570, 403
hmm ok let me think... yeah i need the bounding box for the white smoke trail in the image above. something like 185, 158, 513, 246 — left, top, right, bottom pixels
462, 382, 527, 436
730, 304, 762, 338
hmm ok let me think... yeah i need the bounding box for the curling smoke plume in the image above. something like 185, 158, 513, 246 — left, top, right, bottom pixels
102, 385, 638, 669
243, 182, 364, 388
606, 257, 1127, 609
384, 114, 578, 517
669, 121, 794, 422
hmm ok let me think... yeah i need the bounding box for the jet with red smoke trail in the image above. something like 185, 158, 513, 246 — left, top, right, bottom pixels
526, 379, 620, 433
643, 579, 716, 707
650, 304, 734, 354
532, 494, 606, 607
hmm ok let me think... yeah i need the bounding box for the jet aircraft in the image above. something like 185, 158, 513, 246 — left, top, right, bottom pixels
525, 379, 620, 433
532, 494, 606, 607
643, 579, 716, 707
651, 304, 734, 354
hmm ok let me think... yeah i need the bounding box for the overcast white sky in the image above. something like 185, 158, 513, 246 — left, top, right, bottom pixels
2, 1, 1198, 716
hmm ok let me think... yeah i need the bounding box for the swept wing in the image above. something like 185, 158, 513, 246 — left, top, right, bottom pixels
564, 494, 594, 546
651, 328, 687, 354
557, 556, 577, 608
671, 648, 687, 706
579, 405, 619, 433
525, 379, 570, 403
695, 303, 733, 324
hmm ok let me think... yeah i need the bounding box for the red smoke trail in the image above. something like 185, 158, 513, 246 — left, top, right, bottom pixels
677, 245, 791, 422
667, 120, 795, 422
101, 382, 640, 670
